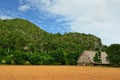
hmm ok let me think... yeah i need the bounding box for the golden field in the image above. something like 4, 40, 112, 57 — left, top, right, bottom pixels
0, 66, 119, 80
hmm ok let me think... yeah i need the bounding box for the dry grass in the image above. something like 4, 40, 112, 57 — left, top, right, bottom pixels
0, 65, 119, 80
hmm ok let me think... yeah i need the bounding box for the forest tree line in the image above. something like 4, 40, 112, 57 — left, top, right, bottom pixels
0, 18, 119, 66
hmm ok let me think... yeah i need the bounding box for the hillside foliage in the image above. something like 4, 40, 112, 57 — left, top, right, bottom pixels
0, 18, 102, 65
107, 44, 120, 67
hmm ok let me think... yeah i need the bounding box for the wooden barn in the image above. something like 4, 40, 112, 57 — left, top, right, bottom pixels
77, 51, 110, 66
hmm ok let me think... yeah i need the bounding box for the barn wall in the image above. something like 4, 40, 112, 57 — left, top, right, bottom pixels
77, 63, 93, 66
77, 53, 92, 66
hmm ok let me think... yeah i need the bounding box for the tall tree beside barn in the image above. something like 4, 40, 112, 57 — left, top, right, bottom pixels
93, 51, 102, 63
107, 44, 120, 67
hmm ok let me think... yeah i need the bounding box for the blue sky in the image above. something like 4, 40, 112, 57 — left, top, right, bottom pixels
0, 0, 70, 33
0, 0, 120, 45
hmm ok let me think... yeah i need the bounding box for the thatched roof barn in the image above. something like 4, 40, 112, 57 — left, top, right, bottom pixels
77, 51, 110, 66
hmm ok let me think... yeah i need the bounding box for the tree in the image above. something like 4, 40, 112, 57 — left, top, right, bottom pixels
65, 52, 76, 65
107, 44, 120, 67
28, 53, 41, 65
28, 53, 53, 65
39, 54, 53, 65
49, 49, 65, 65
13, 51, 25, 65
93, 51, 102, 63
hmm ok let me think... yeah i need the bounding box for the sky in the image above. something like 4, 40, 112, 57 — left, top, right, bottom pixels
0, 0, 120, 45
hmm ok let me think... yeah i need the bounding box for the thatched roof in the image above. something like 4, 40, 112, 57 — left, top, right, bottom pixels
77, 50, 110, 64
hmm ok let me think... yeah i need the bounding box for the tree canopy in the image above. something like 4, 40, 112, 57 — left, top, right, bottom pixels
0, 18, 102, 65
107, 44, 120, 67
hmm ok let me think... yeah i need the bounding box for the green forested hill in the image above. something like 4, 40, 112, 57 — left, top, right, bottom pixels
0, 18, 102, 65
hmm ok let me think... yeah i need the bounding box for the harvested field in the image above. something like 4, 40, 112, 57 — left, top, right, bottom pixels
0, 66, 119, 80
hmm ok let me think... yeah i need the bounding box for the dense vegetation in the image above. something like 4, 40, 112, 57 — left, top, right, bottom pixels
107, 44, 120, 67
0, 18, 105, 65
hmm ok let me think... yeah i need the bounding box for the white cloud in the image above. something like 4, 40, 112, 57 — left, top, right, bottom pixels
19, 0, 51, 11
0, 14, 13, 19
18, 5, 30, 12
21, 0, 120, 45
